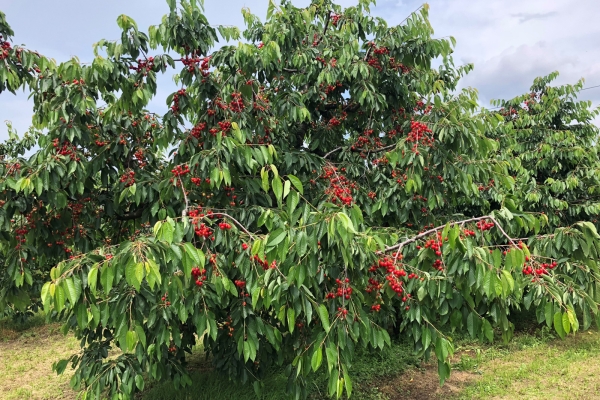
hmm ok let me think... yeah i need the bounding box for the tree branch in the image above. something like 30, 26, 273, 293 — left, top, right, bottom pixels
323, 143, 397, 159
377, 215, 518, 255
209, 212, 257, 240
116, 204, 148, 221
179, 177, 189, 217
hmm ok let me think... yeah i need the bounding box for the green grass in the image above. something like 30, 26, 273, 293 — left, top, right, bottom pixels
0, 313, 79, 400
455, 328, 600, 399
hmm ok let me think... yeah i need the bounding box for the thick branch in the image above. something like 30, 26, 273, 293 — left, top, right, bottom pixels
116, 204, 148, 221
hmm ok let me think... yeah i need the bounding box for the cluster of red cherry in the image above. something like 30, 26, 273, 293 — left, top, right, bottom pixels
391, 170, 408, 186
476, 220, 494, 231
129, 57, 154, 74
463, 229, 476, 237
170, 88, 186, 114
5, 162, 20, 175
120, 170, 135, 187
0, 36, 11, 60
160, 292, 171, 306
52, 139, 79, 160
522, 261, 557, 276
192, 267, 207, 286
406, 120, 434, 154
330, 13, 341, 26
217, 121, 232, 134
194, 223, 213, 239
351, 128, 383, 152
218, 222, 232, 230
234, 280, 246, 289
14, 226, 28, 250
324, 81, 344, 95
320, 166, 357, 206
325, 278, 353, 300
250, 254, 276, 270
190, 122, 207, 140
478, 179, 495, 191
252, 92, 270, 113
389, 57, 410, 74
133, 148, 147, 168
171, 164, 190, 177
416, 232, 446, 271
181, 55, 210, 76
229, 92, 245, 113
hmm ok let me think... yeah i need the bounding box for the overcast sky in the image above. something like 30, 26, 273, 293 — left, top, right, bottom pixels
1, 0, 599, 141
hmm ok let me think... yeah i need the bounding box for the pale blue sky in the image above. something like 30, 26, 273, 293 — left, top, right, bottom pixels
1, 0, 599, 141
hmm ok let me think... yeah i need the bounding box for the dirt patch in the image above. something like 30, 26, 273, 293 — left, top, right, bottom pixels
374, 361, 477, 400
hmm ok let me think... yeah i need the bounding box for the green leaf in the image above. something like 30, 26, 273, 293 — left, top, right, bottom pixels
135, 375, 145, 391
287, 307, 296, 333
467, 312, 476, 338
261, 168, 270, 192
157, 221, 174, 244
126, 330, 138, 352
267, 229, 286, 248
544, 302, 553, 328
554, 312, 566, 339
288, 174, 303, 194
272, 176, 283, 205
318, 304, 330, 333
54, 285, 65, 313
183, 243, 204, 267
562, 312, 571, 335
76, 303, 88, 329
125, 258, 141, 291
101, 265, 115, 293
64, 277, 81, 306
482, 319, 494, 343
88, 267, 98, 294
343, 368, 352, 398
311, 346, 323, 372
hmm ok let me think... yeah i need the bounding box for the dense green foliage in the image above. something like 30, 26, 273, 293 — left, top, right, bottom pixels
1, 0, 600, 399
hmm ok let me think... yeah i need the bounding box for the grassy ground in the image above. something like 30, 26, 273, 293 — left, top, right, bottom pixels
0, 315, 78, 400
2, 314, 600, 400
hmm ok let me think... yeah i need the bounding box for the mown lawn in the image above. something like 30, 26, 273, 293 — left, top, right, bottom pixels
2, 314, 600, 400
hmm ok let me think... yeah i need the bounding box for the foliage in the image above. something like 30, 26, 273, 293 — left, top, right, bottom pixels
1, 0, 600, 399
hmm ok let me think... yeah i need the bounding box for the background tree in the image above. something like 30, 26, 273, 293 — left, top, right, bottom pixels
1, 1, 599, 399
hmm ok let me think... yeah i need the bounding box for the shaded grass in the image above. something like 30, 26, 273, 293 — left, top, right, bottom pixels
141, 339, 421, 400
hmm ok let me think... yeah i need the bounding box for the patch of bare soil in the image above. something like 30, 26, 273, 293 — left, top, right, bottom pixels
375, 360, 478, 400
